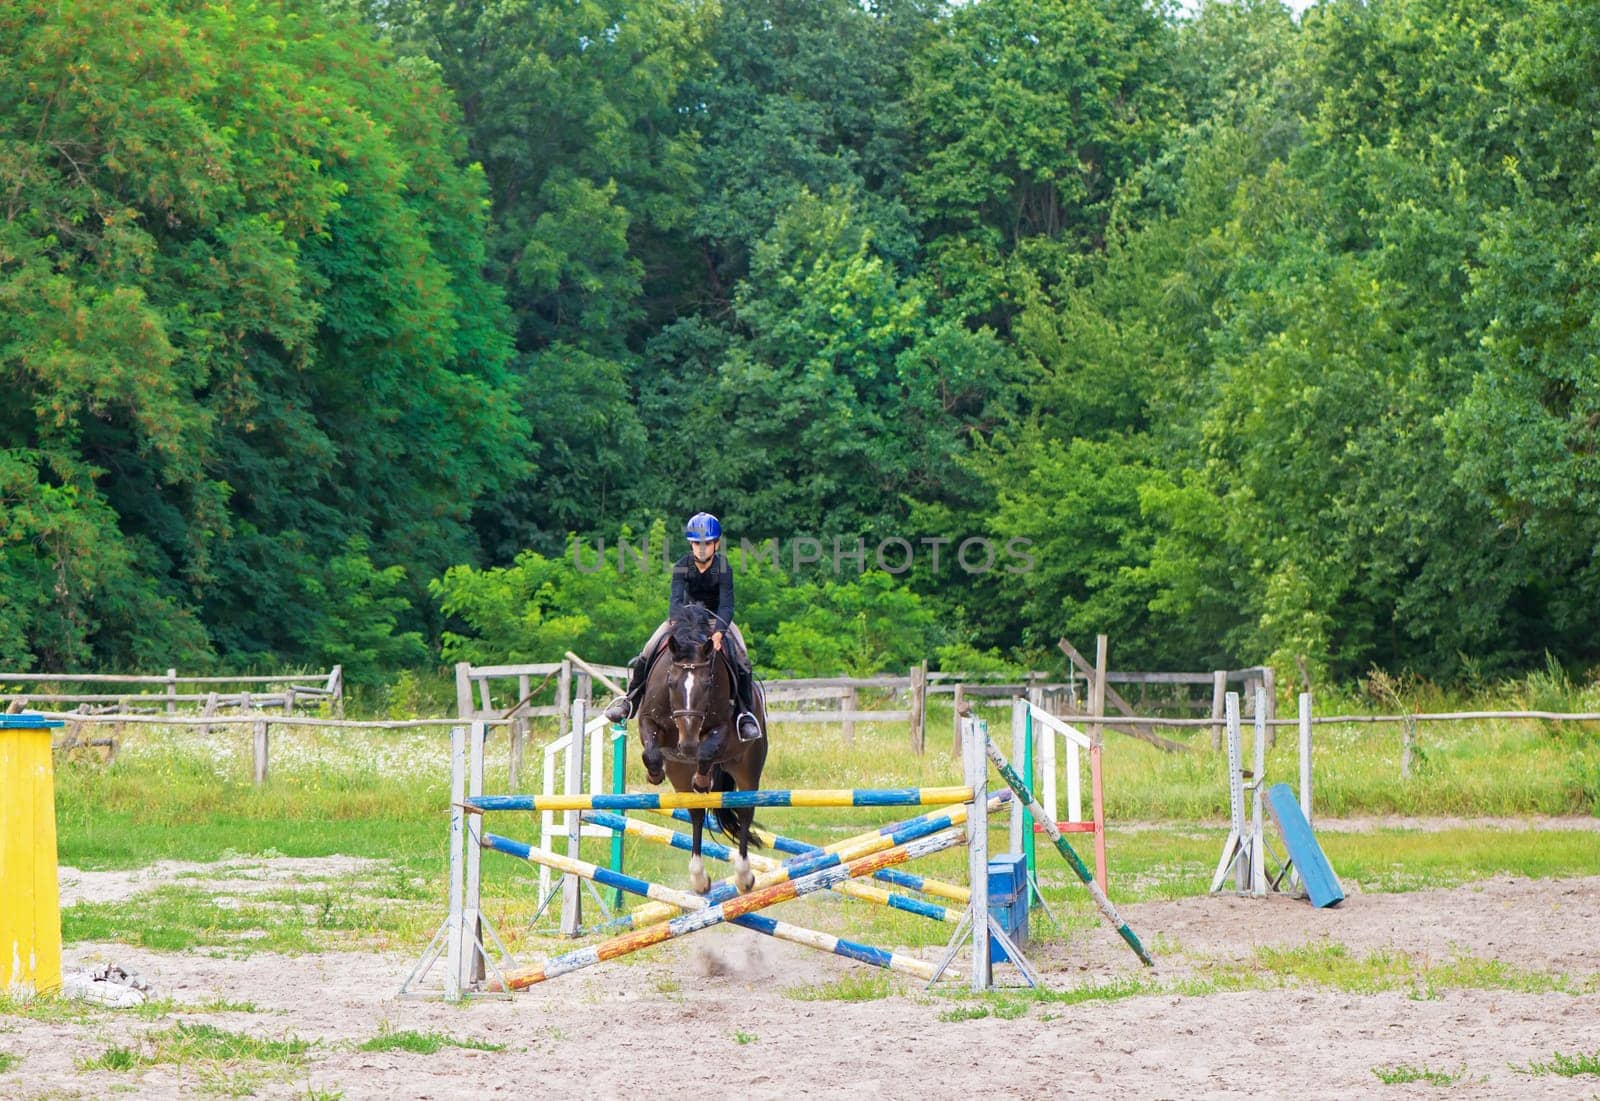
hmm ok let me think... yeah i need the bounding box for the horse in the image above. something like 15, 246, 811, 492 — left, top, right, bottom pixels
634, 603, 768, 894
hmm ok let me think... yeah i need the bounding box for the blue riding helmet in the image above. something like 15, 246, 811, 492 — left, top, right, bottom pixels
685, 512, 722, 543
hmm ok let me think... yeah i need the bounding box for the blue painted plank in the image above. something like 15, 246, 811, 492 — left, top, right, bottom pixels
1265, 783, 1344, 908
0, 713, 64, 728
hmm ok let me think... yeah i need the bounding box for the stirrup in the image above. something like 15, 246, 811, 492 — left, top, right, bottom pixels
736, 712, 763, 743
602, 696, 632, 723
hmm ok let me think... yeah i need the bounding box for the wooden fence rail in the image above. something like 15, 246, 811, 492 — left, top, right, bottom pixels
24, 695, 1598, 792
1, 666, 342, 718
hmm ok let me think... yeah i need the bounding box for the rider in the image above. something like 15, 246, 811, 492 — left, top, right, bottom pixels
603, 512, 763, 742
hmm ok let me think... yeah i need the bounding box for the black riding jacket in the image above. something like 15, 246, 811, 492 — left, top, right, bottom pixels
670, 552, 734, 628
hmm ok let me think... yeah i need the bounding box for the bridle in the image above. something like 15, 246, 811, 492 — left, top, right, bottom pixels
668, 654, 728, 723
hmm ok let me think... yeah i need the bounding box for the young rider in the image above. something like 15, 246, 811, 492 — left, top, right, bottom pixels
603, 512, 763, 742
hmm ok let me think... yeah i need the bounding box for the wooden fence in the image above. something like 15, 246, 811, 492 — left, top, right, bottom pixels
1, 666, 343, 719
453, 655, 629, 792
19, 668, 1600, 791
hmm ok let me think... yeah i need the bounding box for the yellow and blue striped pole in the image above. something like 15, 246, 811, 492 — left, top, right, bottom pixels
673, 807, 979, 905
482, 832, 941, 981
465, 786, 973, 813
489, 828, 967, 990
1, 713, 65, 998
581, 810, 961, 925
606, 796, 986, 931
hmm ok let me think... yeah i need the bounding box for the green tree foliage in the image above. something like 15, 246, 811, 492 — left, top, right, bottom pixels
686, 0, 933, 290
366, 0, 709, 552
907, 0, 1178, 327
289, 537, 428, 683
1443, 0, 1600, 655
705, 191, 1018, 541
981, 0, 1600, 681
431, 519, 939, 677
9, 0, 1599, 685
0, 0, 520, 672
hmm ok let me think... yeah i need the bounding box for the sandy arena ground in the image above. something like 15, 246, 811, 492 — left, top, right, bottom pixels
9, 853, 1600, 1099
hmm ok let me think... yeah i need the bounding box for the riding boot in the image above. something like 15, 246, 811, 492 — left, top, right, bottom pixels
603, 653, 648, 723
732, 661, 762, 742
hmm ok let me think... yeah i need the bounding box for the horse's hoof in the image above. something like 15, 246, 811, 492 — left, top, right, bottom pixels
645, 768, 665, 785
691, 771, 713, 793
734, 856, 755, 894
689, 857, 710, 894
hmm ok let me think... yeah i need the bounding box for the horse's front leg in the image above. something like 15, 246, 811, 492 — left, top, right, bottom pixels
733, 808, 755, 894
639, 725, 665, 785
690, 729, 727, 793
688, 808, 710, 894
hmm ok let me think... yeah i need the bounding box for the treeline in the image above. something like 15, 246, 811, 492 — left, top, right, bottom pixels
2, 0, 1595, 683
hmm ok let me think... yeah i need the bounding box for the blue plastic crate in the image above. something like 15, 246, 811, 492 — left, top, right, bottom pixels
987, 887, 1030, 963
989, 903, 1030, 962
987, 852, 1027, 900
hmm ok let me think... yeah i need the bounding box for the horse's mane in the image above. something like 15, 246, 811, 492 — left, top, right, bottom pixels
670, 604, 715, 652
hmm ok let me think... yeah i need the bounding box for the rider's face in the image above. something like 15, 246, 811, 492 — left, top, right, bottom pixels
691, 538, 717, 562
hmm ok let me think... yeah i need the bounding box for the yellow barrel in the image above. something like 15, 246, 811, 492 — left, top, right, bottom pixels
0, 713, 64, 998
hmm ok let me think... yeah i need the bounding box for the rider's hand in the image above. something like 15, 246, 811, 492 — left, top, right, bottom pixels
712, 631, 724, 651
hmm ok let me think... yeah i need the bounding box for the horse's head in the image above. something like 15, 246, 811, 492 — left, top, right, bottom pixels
665, 605, 723, 750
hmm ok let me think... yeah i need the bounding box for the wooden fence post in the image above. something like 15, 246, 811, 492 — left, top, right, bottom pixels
1090, 635, 1108, 748
842, 686, 857, 744
166, 668, 177, 715
511, 673, 530, 793
1262, 664, 1278, 748
1211, 670, 1227, 751
950, 683, 965, 757
455, 663, 474, 721
200, 692, 218, 739
909, 661, 927, 755
330, 665, 344, 719
556, 658, 572, 745
252, 719, 269, 785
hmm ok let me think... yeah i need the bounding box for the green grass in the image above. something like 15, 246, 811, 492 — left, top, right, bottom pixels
919, 946, 1593, 1011
196, 999, 263, 1014
62, 880, 434, 955
1099, 717, 1599, 820
0, 1052, 17, 1073
1516, 1051, 1600, 1077
937, 1005, 989, 1022
43, 700, 1600, 963
936, 996, 1031, 1022
782, 971, 897, 1001
732, 1031, 758, 1045
1244, 944, 1595, 998
82, 1023, 310, 1068
1371, 1064, 1468, 1085
80, 1022, 311, 1094
0, 995, 100, 1024
356, 1028, 504, 1055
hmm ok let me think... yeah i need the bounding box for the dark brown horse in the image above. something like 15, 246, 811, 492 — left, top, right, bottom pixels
635, 604, 767, 893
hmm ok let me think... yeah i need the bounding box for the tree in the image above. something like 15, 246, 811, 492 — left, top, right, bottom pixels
365, 0, 708, 547
0, 0, 521, 668
906, 0, 1179, 329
